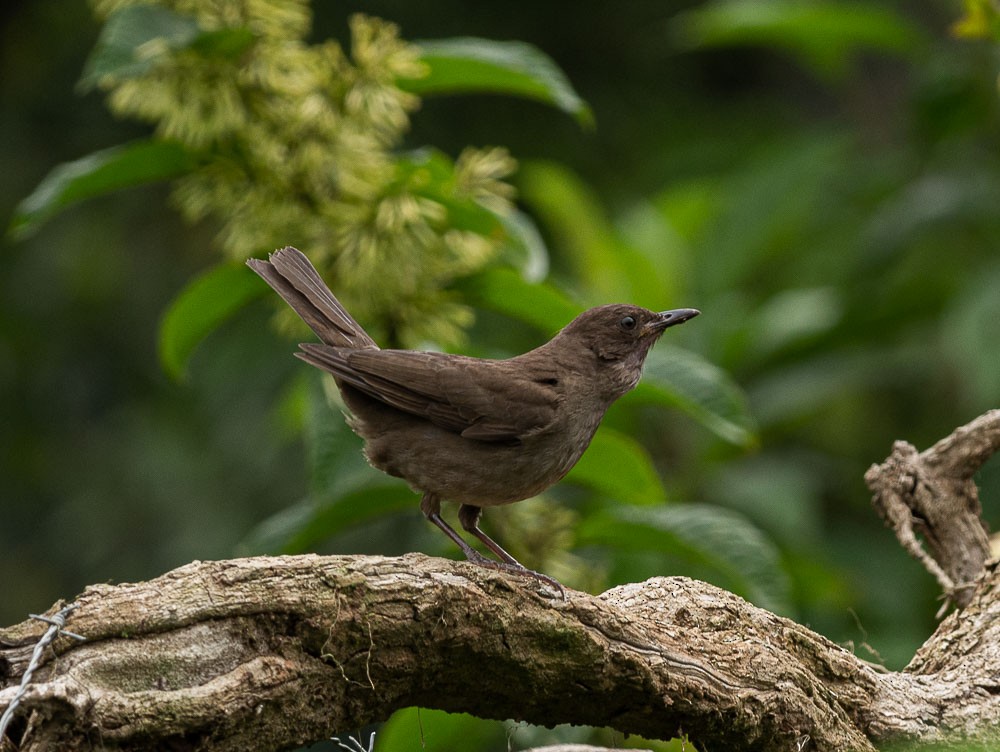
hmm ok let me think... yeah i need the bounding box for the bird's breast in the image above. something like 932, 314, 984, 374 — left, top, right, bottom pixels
359, 405, 606, 507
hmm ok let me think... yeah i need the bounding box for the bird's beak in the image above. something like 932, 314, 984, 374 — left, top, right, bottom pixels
645, 308, 700, 335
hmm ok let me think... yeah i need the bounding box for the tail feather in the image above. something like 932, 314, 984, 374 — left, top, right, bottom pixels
247, 246, 377, 350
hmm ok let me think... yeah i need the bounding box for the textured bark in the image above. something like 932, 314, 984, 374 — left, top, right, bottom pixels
1, 411, 998, 752
1, 556, 999, 751
865, 409, 997, 608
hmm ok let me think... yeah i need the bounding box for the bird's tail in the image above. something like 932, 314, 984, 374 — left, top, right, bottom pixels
247, 246, 377, 350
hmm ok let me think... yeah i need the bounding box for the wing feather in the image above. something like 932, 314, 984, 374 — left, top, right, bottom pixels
296, 345, 559, 442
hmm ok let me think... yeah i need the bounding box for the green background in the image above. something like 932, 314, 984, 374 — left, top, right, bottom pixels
2, 1, 999, 748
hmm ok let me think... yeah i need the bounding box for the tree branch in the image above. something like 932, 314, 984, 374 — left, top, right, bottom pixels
0, 554, 998, 751
865, 410, 997, 608
2, 411, 999, 751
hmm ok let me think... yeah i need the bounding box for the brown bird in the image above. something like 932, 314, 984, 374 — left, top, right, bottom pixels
248, 246, 699, 591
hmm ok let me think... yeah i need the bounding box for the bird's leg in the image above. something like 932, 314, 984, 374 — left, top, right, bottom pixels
457, 503, 565, 596
457, 504, 520, 565
419, 495, 564, 597
429, 514, 497, 565
420, 493, 496, 565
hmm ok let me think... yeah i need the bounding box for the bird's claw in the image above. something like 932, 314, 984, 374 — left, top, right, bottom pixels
463, 552, 566, 599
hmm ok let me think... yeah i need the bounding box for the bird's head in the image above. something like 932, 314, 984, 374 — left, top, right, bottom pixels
563, 304, 699, 359
558, 304, 700, 396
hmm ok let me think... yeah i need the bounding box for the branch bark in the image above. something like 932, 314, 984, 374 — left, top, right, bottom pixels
1, 555, 999, 751
865, 410, 997, 608
1, 411, 998, 752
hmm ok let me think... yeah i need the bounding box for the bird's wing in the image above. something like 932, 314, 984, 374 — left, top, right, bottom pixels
296, 345, 560, 443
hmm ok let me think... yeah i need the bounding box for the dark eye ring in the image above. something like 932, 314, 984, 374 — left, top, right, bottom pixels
620, 315, 636, 330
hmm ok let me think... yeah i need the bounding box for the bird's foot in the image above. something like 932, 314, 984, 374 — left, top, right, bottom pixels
463, 550, 565, 599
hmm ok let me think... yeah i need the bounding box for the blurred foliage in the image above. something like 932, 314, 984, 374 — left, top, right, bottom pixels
3, 0, 1000, 750
18, 0, 557, 348
672, 0, 927, 80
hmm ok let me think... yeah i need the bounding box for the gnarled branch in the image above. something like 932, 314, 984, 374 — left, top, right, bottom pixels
865, 410, 997, 608
1, 554, 999, 751
2, 410, 999, 751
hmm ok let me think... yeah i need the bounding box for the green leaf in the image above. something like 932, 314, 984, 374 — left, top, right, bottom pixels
637, 344, 757, 448
79, 5, 254, 91
237, 498, 314, 555
672, 0, 925, 79
189, 26, 256, 59
403, 38, 594, 128
750, 286, 844, 357
303, 388, 386, 502
397, 148, 504, 238
518, 161, 673, 308
457, 267, 581, 334
396, 149, 551, 282
951, 0, 1000, 40
79, 5, 200, 90
578, 503, 792, 614
565, 427, 666, 505
159, 262, 267, 381
9, 140, 196, 240
497, 209, 550, 283
377, 708, 506, 752
281, 485, 416, 554
694, 134, 849, 290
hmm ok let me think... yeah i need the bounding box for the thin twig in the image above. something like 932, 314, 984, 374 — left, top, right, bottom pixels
0, 603, 84, 740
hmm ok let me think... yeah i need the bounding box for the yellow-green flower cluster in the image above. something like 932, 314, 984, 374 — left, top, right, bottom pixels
89, 0, 518, 347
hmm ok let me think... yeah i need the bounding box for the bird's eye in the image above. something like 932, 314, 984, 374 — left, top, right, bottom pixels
619, 315, 636, 331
